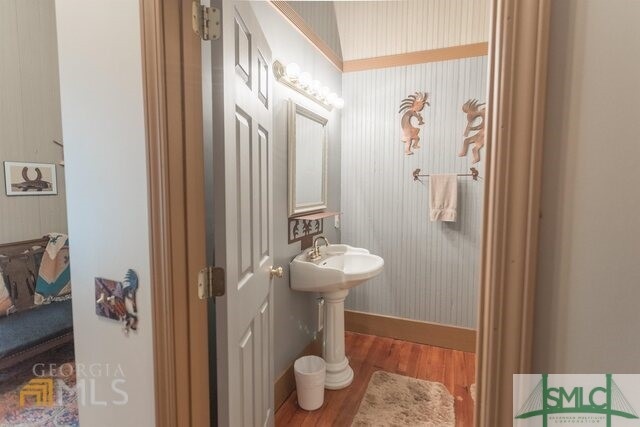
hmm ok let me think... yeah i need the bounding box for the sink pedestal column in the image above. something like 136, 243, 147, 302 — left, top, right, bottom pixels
322, 289, 354, 389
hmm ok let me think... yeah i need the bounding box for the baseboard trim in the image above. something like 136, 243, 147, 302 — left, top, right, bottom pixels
344, 310, 476, 353
274, 337, 322, 411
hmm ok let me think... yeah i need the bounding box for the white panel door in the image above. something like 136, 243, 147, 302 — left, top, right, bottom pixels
206, 1, 274, 426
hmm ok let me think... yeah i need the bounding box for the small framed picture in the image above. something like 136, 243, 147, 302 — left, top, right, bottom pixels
3, 162, 58, 196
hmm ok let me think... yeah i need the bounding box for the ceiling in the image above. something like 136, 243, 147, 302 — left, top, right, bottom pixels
287, 0, 490, 62
334, 0, 489, 61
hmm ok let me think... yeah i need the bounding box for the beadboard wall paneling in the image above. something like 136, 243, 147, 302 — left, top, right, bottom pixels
334, 0, 490, 61
0, 0, 67, 244
341, 56, 488, 328
286, 1, 343, 61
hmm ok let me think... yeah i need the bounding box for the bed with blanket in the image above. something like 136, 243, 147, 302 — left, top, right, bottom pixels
0, 235, 73, 370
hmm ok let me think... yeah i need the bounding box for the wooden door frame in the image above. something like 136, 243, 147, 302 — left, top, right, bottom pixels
476, 0, 550, 425
139, 0, 551, 426
140, 0, 209, 426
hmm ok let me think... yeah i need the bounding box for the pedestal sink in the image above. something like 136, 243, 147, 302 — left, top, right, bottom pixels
290, 244, 384, 389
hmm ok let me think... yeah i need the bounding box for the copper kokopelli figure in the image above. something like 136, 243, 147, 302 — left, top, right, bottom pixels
459, 99, 486, 164
399, 92, 430, 155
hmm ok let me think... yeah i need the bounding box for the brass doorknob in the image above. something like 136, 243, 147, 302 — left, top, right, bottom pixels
270, 266, 284, 279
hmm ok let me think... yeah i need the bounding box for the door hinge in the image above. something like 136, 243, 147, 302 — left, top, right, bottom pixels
198, 266, 225, 299
192, 1, 220, 41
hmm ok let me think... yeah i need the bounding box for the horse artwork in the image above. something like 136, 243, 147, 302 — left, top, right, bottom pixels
399, 92, 430, 155
458, 99, 487, 164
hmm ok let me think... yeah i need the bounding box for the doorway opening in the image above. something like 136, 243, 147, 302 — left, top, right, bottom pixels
203, 1, 489, 425
146, 0, 550, 425
0, 1, 74, 424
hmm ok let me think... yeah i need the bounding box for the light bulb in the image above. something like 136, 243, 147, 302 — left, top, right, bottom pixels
327, 92, 338, 104
320, 86, 330, 98
310, 80, 321, 94
334, 97, 345, 109
285, 63, 300, 80
299, 72, 311, 88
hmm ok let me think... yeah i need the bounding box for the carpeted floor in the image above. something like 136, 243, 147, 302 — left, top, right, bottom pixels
0, 343, 78, 427
351, 371, 455, 427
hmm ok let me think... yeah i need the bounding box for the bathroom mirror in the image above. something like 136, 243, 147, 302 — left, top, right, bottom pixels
288, 100, 328, 216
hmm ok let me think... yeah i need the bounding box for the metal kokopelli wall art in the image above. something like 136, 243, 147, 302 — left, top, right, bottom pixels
399, 91, 430, 155
459, 99, 486, 164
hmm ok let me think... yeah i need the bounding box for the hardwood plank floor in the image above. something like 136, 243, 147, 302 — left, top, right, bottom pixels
275, 332, 476, 427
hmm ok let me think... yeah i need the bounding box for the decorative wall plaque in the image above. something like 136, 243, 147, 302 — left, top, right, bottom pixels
399, 92, 430, 155
4, 162, 58, 196
95, 269, 139, 334
288, 218, 323, 250
459, 99, 487, 164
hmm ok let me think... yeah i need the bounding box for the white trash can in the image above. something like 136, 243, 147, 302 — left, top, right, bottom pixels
294, 355, 326, 411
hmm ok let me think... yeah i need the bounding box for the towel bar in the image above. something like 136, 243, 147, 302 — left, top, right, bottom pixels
412, 167, 480, 181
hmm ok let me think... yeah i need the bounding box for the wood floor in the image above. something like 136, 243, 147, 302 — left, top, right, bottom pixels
275, 332, 476, 426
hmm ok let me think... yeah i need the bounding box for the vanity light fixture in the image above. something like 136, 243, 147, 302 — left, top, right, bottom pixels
273, 60, 344, 111
285, 62, 301, 79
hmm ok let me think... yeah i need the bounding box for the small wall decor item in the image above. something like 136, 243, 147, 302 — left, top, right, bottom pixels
3, 162, 57, 196
458, 99, 487, 164
288, 217, 323, 250
95, 269, 139, 334
399, 92, 430, 155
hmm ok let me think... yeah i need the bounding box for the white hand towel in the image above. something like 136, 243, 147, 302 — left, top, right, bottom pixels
429, 174, 458, 222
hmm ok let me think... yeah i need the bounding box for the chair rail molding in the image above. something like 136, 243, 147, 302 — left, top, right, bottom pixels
342, 42, 489, 73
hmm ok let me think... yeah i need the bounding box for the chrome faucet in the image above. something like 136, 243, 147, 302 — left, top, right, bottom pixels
307, 236, 330, 261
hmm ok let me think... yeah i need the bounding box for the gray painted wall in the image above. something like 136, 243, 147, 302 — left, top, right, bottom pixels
0, 0, 67, 244
533, 0, 640, 372
286, 1, 343, 61
249, 1, 342, 378
341, 57, 487, 328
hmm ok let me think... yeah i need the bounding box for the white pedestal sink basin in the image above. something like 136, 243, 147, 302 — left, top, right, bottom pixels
290, 244, 384, 389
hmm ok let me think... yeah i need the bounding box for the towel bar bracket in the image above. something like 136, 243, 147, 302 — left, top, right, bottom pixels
412, 167, 480, 181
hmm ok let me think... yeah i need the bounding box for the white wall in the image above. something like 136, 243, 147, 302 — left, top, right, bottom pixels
249, 1, 342, 378
334, 0, 489, 60
56, 1, 155, 425
341, 57, 487, 328
0, 0, 67, 244
533, 0, 640, 372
